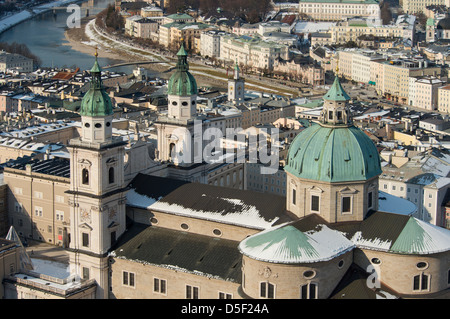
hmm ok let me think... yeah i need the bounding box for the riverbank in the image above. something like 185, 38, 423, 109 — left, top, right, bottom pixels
64, 18, 307, 96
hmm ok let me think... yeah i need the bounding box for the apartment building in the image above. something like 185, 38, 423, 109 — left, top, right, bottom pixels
408, 76, 444, 110
159, 21, 211, 51
329, 20, 411, 45
336, 49, 384, 84
438, 84, 450, 114
298, 0, 380, 21
0, 52, 33, 73
125, 15, 159, 41
382, 60, 441, 104
379, 148, 450, 227
220, 34, 290, 72
200, 29, 228, 58
4, 158, 71, 246
401, 0, 450, 14
273, 56, 325, 85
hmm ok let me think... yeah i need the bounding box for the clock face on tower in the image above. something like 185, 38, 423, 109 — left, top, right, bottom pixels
80, 208, 91, 223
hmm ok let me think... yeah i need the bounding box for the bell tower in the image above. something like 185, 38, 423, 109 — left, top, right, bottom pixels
66, 51, 127, 299
228, 60, 245, 104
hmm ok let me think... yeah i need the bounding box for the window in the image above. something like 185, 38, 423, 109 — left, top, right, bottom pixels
219, 292, 232, 299
300, 283, 318, 299
413, 273, 429, 291
311, 195, 319, 212
292, 188, 296, 205
82, 232, 89, 247
35, 206, 43, 217
56, 210, 64, 221
368, 192, 373, 208
154, 278, 167, 294
342, 196, 351, 213
82, 267, 90, 280
123, 271, 135, 287
186, 285, 199, 299
260, 282, 275, 299
15, 202, 22, 213
108, 167, 115, 184
82, 168, 89, 185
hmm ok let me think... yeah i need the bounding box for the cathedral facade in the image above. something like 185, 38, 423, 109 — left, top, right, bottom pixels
2, 46, 450, 299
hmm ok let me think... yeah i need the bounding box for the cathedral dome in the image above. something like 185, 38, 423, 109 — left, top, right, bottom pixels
284, 75, 381, 183
285, 124, 381, 182
80, 56, 113, 117
167, 43, 197, 96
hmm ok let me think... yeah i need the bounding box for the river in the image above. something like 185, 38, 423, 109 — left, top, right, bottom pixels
0, 0, 134, 73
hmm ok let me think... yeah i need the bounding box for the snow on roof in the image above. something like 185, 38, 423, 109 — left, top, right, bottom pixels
126, 188, 160, 209
239, 223, 354, 263
150, 196, 279, 229
378, 191, 417, 215
294, 21, 336, 33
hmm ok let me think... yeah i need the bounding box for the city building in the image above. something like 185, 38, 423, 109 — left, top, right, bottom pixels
220, 34, 290, 72
438, 84, 450, 113
298, 0, 381, 21
401, 0, 450, 14
0, 52, 33, 73
408, 76, 444, 110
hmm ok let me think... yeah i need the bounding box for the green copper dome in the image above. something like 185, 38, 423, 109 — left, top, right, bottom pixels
285, 123, 381, 182
80, 55, 113, 117
167, 43, 197, 96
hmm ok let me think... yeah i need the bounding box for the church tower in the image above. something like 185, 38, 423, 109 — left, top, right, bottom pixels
66, 52, 127, 299
167, 42, 198, 120
228, 60, 245, 104
284, 73, 382, 223
155, 42, 199, 167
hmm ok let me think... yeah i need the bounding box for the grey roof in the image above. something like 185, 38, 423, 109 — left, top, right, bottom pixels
5, 158, 70, 178
150, 182, 293, 229
112, 223, 242, 282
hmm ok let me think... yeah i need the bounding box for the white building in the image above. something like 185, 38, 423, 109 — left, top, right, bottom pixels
438, 84, 450, 114
220, 34, 290, 71
200, 29, 228, 58
408, 76, 444, 110
379, 148, 450, 227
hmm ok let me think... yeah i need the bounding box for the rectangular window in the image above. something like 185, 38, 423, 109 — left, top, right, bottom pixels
34, 191, 43, 199
342, 196, 351, 213
56, 210, 64, 221
219, 292, 232, 299
154, 278, 167, 294
186, 285, 199, 299
292, 188, 296, 205
368, 192, 373, 208
82, 233, 89, 247
82, 267, 90, 280
311, 195, 319, 212
123, 271, 135, 287
301, 283, 318, 299
35, 206, 43, 217
260, 282, 275, 298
